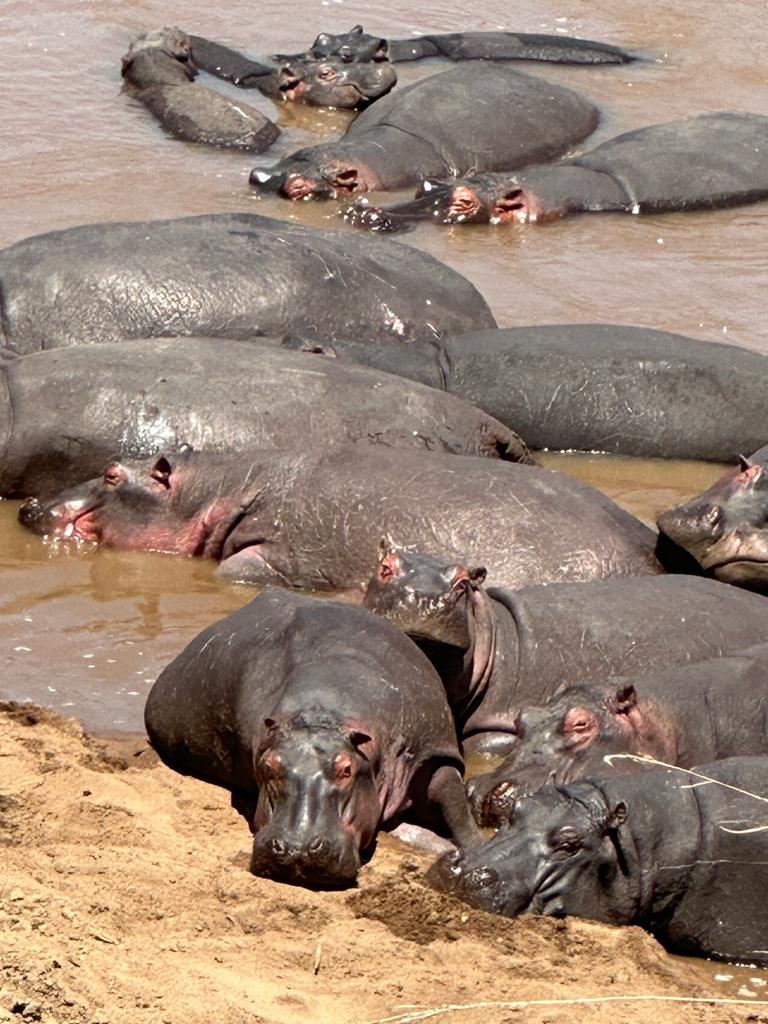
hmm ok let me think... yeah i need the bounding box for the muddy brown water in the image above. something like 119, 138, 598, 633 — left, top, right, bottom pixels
1, 0, 767, 986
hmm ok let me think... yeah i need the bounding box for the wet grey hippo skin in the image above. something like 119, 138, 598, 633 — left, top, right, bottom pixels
467, 644, 768, 825
351, 112, 768, 228
0, 214, 495, 354
187, 33, 397, 108
121, 28, 279, 151
144, 590, 481, 887
249, 65, 599, 199
657, 445, 768, 593
17, 447, 661, 591
362, 545, 768, 756
0, 339, 530, 499
430, 757, 768, 964
280, 324, 768, 462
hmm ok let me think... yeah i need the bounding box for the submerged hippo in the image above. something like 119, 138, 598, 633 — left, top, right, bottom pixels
431, 757, 768, 964
308, 25, 637, 65
18, 447, 660, 591
145, 590, 481, 886
187, 33, 397, 108
363, 545, 768, 755
0, 214, 495, 355
0, 339, 529, 498
249, 65, 598, 199
280, 324, 768, 461
350, 112, 768, 228
657, 446, 768, 593
468, 644, 768, 825
122, 28, 279, 151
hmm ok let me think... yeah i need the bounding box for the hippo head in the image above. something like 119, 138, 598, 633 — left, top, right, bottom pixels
306, 25, 389, 63
17, 452, 242, 558
363, 538, 487, 648
657, 448, 768, 593
274, 56, 396, 108
250, 144, 384, 200
249, 713, 380, 887
345, 179, 494, 232
121, 26, 197, 86
429, 784, 633, 923
467, 683, 672, 826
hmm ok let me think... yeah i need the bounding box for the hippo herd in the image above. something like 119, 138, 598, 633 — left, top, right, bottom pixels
6, 18, 768, 969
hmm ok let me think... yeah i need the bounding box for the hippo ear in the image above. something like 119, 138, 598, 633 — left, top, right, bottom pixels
349, 25, 363, 33
150, 455, 172, 489
737, 453, 755, 472
346, 729, 372, 753
378, 535, 396, 560
604, 801, 628, 831
469, 566, 487, 587
610, 685, 637, 715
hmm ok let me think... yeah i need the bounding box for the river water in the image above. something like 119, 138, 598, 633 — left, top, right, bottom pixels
0, 5, 765, 724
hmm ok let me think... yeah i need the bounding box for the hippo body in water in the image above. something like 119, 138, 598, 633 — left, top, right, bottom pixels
18, 448, 661, 591
145, 590, 481, 886
657, 445, 768, 593
0, 339, 529, 498
431, 757, 768, 964
122, 28, 279, 151
0, 214, 495, 355
363, 546, 768, 755
281, 324, 768, 461
467, 643, 768, 825
352, 112, 768, 228
249, 65, 598, 199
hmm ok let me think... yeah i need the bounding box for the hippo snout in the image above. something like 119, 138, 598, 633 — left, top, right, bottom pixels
250, 831, 359, 887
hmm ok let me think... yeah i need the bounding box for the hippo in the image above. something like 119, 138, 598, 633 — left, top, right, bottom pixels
144, 590, 481, 886
657, 446, 768, 593
308, 25, 637, 65
349, 112, 768, 229
0, 339, 530, 498
249, 65, 598, 200
363, 545, 768, 755
0, 214, 495, 355
121, 28, 279, 151
278, 324, 768, 461
187, 33, 397, 108
17, 447, 661, 591
467, 644, 768, 825
430, 757, 768, 964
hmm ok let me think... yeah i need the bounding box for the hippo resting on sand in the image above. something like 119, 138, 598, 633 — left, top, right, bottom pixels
0, 340, 530, 499
121, 28, 279, 151
0, 214, 495, 355
145, 590, 482, 887
281, 324, 768, 461
431, 757, 768, 964
363, 544, 768, 756
17, 447, 661, 592
467, 643, 768, 825
249, 65, 598, 200
187, 33, 397, 108
349, 112, 768, 228
657, 445, 768, 593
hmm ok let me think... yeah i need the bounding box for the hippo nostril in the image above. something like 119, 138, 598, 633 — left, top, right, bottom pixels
307, 835, 328, 858
270, 838, 288, 858
464, 866, 499, 890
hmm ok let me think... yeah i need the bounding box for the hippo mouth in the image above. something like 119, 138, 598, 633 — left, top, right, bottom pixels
18, 496, 102, 543
446, 186, 485, 223
278, 72, 306, 102
490, 188, 531, 224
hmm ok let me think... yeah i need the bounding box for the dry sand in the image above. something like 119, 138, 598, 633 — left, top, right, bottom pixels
1, 704, 765, 1024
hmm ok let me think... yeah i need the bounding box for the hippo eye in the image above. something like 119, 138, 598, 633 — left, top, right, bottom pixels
103, 464, 125, 487
317, 65, 338, 81
548, 824, 583, 852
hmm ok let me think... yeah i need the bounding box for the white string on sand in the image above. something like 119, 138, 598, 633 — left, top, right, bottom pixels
366, 994, 768, 1024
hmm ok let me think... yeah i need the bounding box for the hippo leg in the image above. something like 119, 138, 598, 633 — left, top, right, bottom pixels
427, 765, 484, 849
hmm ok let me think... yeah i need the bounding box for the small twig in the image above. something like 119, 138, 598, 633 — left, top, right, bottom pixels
603, 754, 768, 805
366, 994, 768, 1024
313, 940, 322, 975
